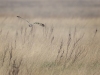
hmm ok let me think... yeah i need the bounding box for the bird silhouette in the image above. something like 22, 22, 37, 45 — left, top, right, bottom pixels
17, 16, 45, 27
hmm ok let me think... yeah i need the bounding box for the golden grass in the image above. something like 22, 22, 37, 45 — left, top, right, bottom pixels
0, 17, 100, 75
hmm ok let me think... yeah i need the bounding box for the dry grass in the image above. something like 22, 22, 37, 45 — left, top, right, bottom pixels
0, 17, 100, 75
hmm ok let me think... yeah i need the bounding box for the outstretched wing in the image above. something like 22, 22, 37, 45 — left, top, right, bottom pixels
17, 16, 30, 24
34, 22, 45, 27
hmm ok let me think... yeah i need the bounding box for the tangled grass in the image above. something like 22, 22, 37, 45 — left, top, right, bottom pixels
0, 17, 100, 75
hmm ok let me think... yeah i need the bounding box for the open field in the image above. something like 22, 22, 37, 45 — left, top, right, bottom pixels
0, 17, 100, 75
0, 0, 100, 75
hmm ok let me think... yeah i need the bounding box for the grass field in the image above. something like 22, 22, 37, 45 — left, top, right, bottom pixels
0, 16, 100, 75
0, 0, 100, 75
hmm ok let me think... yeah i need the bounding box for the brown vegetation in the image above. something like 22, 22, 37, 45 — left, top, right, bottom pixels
0, 17, 100, 75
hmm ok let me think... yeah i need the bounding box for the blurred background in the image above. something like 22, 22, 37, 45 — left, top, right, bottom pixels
0, 0, 100, 18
